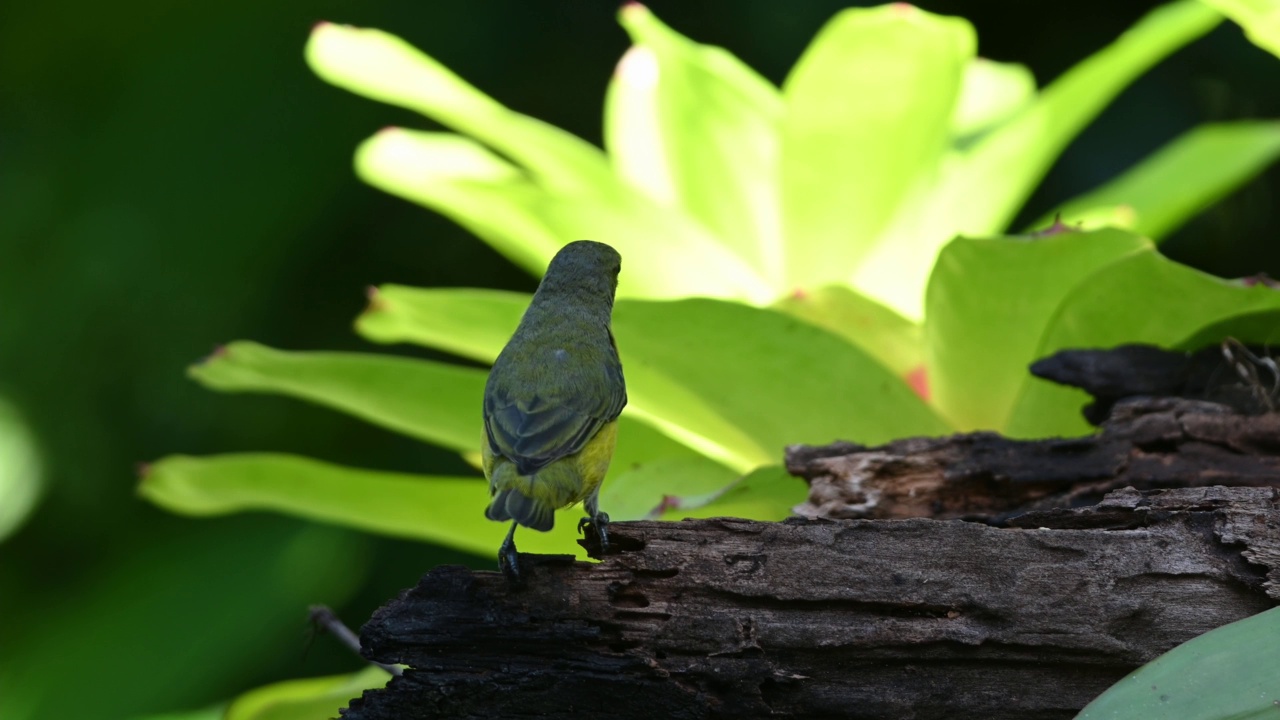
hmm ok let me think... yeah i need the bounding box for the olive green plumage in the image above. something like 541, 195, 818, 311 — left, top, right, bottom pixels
482, 240, 626, 580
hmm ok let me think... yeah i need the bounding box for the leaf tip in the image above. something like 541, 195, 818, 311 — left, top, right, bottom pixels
620, 2, 649, 21
194, 344, 229, 367
616, 45, 659, 87
646, 493, 681, 519
1239, 273, 1280, 290
1028, 213, 1079, 238
364, 285, 389, 310
904, 365, 930, 401
136, 461, 153, 480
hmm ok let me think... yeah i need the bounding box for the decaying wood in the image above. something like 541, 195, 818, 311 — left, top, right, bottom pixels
342, 486, 1280, 720
789, 397, 1280, 522
1030, 342, 1278, 424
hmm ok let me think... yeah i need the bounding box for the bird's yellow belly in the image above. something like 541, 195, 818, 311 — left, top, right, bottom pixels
483, 420, 618, 509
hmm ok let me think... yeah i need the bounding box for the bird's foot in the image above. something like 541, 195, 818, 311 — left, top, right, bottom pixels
578, 512, 611, 555
498, 527, 524, 588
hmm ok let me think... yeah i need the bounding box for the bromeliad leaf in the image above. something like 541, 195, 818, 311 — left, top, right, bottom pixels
1075, 605, 1280, 719
1005, 248, 1280, 438
1033, 121, 1280, 239
856, 0, 1221, 320
190, 341, 484, 453
924, 229, 1151, 431
355, 128, 773, 303
607, 4, 784, 284
360, 287, 949, 471
1200, 0, 1280, 58
781, 4, 974, 290
223, 667, 392, 720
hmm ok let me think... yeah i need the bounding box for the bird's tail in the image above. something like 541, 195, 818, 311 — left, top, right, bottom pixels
485, 489, 555, 532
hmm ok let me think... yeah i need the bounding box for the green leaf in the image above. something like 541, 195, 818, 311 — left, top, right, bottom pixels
355, 128, 773, 303
955, 1, 1221, 235
1033, 121, 1280, 239
925, 229, 1152, 431
1076, 606, 1280, 719
360, 287, 950, 470
0, 398, 42, 543
951, 57, 1037, 141
358, 285, 523, 362
1201, 0, 1280, 58
665, 465, 807, 522
612, 299, 951, 469
1005, 249, 1280, 438
607, 4, 784, 284
773, 284, 924, 378
224, 667, 390, 720
780, 5, 974, 290
189, 341, 483, 453
600, 453, 741, 521
305, 23, 611, 195
138, 453, 694, 557
352, 131, 561, 274
863, 1, 1221, 321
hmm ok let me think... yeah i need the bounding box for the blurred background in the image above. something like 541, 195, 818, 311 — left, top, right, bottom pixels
1, 1, 1276, 718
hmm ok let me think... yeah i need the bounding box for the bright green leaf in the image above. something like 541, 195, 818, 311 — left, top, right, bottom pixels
607, 4, 784, 284
861, 1, 1220, 322
613, 299, 951, 469
355, 128, 773, 303
224, 667, 391, 720
600, 453, 741, 521
1076, 606, 1280, 719
665, 465, 807, 522
1005, 248, 1280, 438
781, 5, 974, 290
1179, 305, 1280, 348
951, 57, 1037, 141
0, 398, 42, 543
955, 1, 1221, 235
774, 284, 924, 378
1201, 0, 1280, 57
1033, 121, 1280, 239
189, 341, 483, 453
357, 285, 523, 362
358, 287, 949, 470
925, 229, 1152, 431
305, 23, 612, 194
140, 453, 645, 558
352, 130, 560, 274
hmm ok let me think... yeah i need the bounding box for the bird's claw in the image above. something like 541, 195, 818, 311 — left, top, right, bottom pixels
579, 512, 611, 555
498, 543, 523, 588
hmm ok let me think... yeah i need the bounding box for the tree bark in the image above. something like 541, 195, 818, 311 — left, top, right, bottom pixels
342, 484, 1280, 720
342, 376, 1280, 720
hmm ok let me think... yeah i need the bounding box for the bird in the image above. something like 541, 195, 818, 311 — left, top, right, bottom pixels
482, 240, 627, 584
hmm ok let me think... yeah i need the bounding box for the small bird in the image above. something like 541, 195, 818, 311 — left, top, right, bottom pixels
482, 240, 627, 584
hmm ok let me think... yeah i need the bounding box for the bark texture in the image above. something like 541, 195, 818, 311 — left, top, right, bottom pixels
342, 486, 1280, 720
789, 397, 1280, 522
340, 344, 1280, 719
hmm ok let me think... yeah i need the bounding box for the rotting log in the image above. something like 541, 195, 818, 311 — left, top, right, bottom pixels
341, 485, 1280, 720
789, 397, 1280, 522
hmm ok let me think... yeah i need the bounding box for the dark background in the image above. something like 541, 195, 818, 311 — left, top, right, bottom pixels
2, 1, 1276, 718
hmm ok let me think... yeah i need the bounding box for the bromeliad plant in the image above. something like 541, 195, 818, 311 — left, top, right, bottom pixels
136, 2, 1280, 718
142, 0, 1280, 556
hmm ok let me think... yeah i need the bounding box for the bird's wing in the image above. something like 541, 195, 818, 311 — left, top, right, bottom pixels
484, 358, 625, 477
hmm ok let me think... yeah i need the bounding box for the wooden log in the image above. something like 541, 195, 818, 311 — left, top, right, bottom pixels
341, 485, 1280, 720
788, 397, 1280, 522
